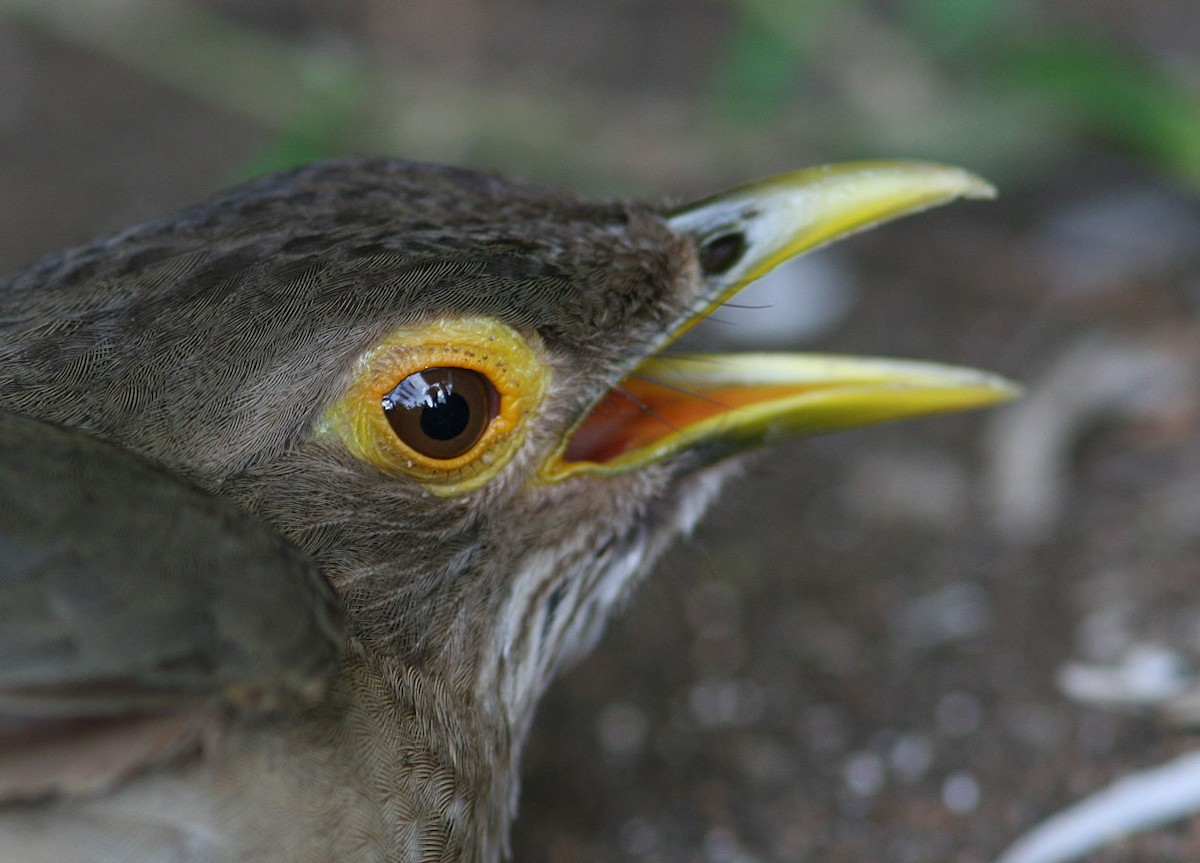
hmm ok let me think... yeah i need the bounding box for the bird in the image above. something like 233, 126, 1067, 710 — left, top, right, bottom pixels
0, 156, 1014, 862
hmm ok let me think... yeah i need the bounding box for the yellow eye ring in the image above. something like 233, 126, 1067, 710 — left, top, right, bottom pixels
316, 317, 549, 495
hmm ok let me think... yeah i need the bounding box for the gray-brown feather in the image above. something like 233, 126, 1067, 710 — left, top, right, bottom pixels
0, 410, 341, 722
0, 157, 711, 862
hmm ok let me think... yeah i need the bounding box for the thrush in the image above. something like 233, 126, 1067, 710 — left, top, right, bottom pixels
0, 157, 1014, 862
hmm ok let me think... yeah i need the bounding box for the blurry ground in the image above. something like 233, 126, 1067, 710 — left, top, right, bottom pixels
2, 2, 1200, 861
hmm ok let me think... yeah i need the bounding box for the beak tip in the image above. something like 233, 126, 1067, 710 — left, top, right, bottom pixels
915, 162, 995, 202
997, 378, 1024, 401
974, 372, 1022, 405
960, 171, 998, 201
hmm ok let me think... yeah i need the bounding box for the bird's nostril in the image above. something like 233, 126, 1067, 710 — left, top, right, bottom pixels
698, 232, 747, 276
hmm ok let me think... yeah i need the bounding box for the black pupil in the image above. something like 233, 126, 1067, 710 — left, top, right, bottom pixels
699, 232, 746, 276
382, 366, 496, 461
420, 392, 470, 440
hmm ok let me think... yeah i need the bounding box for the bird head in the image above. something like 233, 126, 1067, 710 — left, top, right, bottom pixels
0, 158, 1013, 730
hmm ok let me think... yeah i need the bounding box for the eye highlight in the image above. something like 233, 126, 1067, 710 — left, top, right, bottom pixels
316, 317, 549, 496
382, 367, 498, 460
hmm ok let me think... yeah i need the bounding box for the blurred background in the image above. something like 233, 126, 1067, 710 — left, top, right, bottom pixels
2, 1, 1199, 861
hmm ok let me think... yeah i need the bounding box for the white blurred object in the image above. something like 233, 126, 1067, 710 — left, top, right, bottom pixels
1035, 187, 1200, 297
1058, 643, 1191, 708
994, 750, 1200, 863
987, 336, 1193, 542
714, 253, 859, 347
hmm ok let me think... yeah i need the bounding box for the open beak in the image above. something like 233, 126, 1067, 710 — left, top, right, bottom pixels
540, 161, 1018, 482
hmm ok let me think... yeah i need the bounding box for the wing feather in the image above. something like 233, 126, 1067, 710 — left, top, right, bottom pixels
0, 410, 344, 797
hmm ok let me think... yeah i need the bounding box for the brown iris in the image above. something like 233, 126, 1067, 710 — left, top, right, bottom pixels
382, 367, 499, 460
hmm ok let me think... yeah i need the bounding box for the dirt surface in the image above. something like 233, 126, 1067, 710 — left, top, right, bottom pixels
519, 178, 1200, 861
2, 4, 1200, 861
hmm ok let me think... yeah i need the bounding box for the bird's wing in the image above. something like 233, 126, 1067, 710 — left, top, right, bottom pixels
0, 410, 344, 801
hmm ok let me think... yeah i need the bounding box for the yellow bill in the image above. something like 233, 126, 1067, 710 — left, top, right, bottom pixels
539, 161, 1016, 482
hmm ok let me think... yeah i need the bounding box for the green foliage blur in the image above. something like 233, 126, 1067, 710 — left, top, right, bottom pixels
4, 0, 1198, 191
713, 0, 1200, 187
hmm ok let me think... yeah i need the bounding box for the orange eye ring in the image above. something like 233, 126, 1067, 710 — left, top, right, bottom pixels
316, 318, 549, 495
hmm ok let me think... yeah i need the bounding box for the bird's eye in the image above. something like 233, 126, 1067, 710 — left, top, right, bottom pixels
316, 317, 549, 496
382, 367, 499, 460
698, 231, 747, 276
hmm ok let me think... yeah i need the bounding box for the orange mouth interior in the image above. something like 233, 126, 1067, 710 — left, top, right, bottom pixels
562, 375, 811, 465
